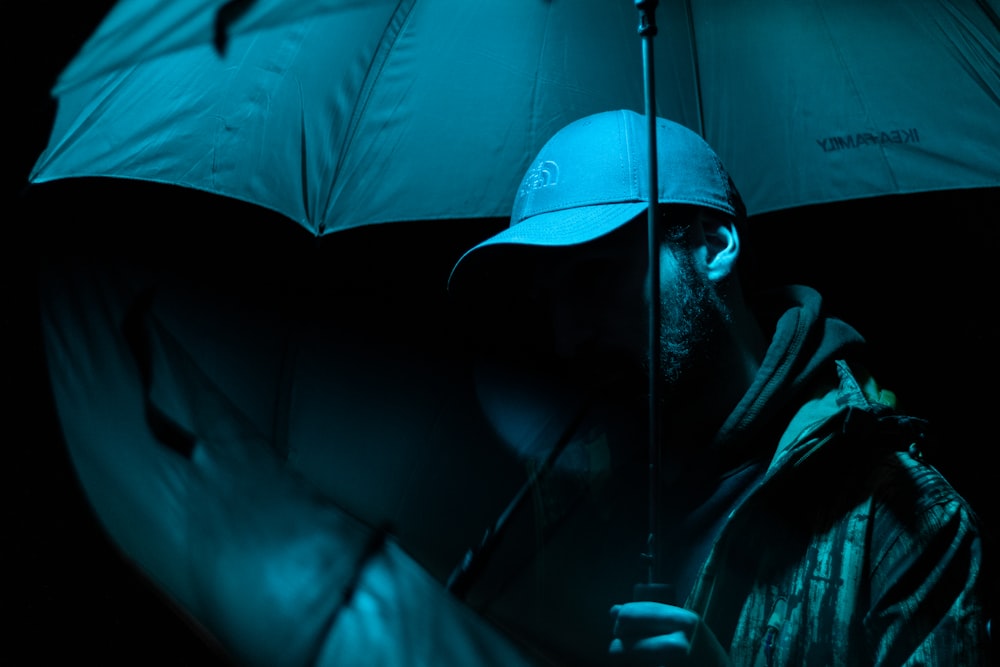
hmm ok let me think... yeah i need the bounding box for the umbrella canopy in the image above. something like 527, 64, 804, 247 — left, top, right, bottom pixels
29, 0, 1000, 237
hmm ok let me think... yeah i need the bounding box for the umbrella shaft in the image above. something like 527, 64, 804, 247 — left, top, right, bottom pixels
638, 0, 663, 587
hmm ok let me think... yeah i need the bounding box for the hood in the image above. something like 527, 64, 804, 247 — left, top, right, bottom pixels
711, 284, 866, 463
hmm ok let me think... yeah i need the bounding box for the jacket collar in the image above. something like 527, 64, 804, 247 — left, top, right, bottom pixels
767, 359, 908, 475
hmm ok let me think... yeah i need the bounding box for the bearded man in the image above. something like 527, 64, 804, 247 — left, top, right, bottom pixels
447, 109, 992, 666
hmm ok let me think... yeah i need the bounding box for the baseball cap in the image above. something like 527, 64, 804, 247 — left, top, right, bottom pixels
448, 109, 745, 293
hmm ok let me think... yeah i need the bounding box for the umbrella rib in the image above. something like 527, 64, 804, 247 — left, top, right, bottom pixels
446, 397, 592, 601
814, 2, 900, 190
527, 4, 554, 153
683, 0, 705, 137
320, 0, 419, 233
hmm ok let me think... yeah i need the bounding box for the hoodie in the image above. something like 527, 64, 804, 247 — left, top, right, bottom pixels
680, 289, 992, 666
658, 284, 867, 605
467, 284, 991, 666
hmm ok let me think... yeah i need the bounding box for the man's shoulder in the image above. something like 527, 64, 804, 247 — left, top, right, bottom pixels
867, 443, 980, 524
778, 363, 980, 527
859, 442, 985, 585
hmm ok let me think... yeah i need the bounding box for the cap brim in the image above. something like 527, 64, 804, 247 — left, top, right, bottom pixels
448, 201, 646, 295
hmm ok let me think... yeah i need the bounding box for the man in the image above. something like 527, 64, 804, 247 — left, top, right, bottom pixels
447, 109, 992, 665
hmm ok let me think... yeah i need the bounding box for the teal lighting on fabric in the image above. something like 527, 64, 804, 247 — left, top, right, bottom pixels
31, 0, 1000, 238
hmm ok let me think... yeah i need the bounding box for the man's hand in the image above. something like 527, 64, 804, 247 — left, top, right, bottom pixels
608, 602, 731, 666
609, 601, 698, 664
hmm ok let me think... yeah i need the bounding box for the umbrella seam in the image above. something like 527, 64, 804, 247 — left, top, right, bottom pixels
684, 0, 705, 137
529, 4, 554, 157
320, 0, 419, 234
814, 0, 900, 192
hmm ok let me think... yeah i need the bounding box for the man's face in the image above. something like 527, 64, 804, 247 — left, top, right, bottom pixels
533, 213, 729, 400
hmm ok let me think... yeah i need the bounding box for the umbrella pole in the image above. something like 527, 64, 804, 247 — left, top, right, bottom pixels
634, 0, 673, 605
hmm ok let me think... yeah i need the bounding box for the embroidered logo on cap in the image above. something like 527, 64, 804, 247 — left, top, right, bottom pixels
519, 160, 559, 197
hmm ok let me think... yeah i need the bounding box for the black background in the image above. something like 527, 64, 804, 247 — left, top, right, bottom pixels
10, 3, 997, 662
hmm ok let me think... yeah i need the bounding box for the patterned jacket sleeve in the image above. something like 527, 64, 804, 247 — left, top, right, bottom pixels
864, 448, 992, 665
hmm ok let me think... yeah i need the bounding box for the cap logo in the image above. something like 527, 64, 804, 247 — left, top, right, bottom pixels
519, 159, 559, 197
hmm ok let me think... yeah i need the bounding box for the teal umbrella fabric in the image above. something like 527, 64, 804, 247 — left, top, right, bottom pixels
30, 0, 1000, 236
34, 201, 562, 665
31, 0, 689, 236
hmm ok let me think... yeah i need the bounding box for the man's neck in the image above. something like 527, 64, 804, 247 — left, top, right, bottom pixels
659, 306, 768, 472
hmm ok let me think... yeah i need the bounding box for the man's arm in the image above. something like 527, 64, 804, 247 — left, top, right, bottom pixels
865, 450, 992, 665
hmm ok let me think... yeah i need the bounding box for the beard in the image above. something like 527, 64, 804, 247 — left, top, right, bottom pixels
649, 250, 732, 401
551, 249, 732, 412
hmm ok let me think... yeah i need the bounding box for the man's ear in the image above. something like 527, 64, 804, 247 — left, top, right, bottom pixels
701, 213, 740, 282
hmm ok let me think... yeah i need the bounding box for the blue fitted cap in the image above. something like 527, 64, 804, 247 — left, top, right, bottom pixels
448, 109, 745, 291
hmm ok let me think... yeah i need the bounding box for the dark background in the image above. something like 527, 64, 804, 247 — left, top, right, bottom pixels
10, 3, 997, 662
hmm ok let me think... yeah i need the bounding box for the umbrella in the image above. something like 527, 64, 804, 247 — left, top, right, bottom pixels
30, 0, 684, 236
29, 0, 1000, 236
24, 0, 1000, 663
